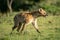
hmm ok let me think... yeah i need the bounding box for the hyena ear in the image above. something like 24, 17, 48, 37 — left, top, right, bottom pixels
39, 8, 43, 11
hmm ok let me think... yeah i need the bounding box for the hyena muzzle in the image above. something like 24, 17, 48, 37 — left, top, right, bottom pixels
11, 8, 47, 34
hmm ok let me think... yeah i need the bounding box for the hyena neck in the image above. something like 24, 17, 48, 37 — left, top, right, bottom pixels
31, 11, 40, 18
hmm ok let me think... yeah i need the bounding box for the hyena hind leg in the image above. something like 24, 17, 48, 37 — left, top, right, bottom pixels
10, 25, 17, 34
20, 23, 26, 33
17, 22, 22, 32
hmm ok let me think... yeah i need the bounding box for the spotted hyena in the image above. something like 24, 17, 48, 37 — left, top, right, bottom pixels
11, 8, 47, 34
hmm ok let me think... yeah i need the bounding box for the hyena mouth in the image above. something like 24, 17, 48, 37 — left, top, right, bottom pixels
43, 14, 48, 17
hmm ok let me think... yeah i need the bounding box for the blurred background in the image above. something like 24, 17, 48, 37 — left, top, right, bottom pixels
0, 0, 60, 15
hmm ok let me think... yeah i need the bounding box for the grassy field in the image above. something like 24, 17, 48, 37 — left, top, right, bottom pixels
0, 12, 60, 40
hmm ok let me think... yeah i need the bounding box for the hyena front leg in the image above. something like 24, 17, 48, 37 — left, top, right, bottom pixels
32, 19, 40, 33
17, 22, 22, 32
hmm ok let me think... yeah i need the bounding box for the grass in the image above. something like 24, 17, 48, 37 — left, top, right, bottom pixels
0, 12, 60, 40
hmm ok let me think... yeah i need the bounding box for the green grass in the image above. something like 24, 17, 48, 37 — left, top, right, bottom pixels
0, 13, 60, 40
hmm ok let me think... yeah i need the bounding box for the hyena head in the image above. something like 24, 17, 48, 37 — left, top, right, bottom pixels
38, 8, 48, 17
